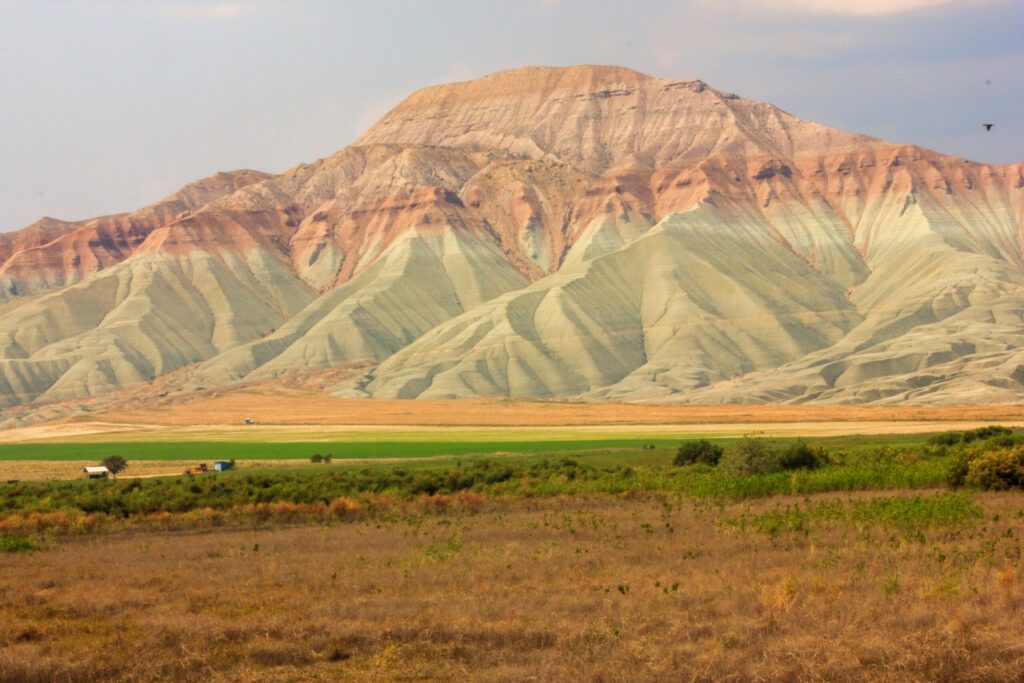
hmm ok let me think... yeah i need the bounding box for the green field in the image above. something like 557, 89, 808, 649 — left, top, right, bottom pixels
0, 437, 685, 462
0, 432, 936, 463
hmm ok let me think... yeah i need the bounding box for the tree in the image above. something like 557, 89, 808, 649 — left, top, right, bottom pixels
102, 455, 128, 477
673, 439, 724, 467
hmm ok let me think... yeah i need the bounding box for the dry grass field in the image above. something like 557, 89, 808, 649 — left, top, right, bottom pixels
2, 491, 1022, 682
85, 391, 1024, 427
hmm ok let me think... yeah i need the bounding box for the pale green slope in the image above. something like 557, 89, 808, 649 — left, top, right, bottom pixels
193, 224, 529, 383
674, 187, 1024, 404
363, 204, 863, 400
0, 249, 314, 407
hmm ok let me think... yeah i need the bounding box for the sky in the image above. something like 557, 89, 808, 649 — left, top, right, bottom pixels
1, 0, 1021, 232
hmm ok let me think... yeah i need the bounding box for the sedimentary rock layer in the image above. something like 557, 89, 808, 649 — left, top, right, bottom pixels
0, 65, 1020, 409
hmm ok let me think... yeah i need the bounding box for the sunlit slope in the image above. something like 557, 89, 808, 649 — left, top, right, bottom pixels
363, 203, 862, 399
362, 155, 1023, 403
194, 223, 528, 383
0, 247, 313, 408
679, 180, 1024, 404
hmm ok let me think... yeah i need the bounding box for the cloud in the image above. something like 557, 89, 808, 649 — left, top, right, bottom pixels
722, 0, 1001, 17
162, 2, 249, 18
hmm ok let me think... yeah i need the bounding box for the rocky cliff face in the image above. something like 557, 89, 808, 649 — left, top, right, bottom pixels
0, 65, 1021, 410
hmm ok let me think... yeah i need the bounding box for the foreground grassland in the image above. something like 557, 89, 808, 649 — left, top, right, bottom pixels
1, 428, 1023, 681
1, 492, 1022, 681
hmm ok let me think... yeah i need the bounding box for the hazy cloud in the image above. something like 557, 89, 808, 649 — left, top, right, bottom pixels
161, 2, 249, 18
720, 0, 1002, 16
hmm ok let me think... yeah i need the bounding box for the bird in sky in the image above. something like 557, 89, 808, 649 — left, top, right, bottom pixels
982, 123, 994, 131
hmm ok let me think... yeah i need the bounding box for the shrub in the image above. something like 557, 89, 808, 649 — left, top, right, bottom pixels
719, 436, 779, 476
775, 441, 827, 471
928, 432, 962, 447
674, 439, 724, 466
963, 446, 1024, 491
961, 426, 1014, 443
329, 497, 361, 517
946, 452, 971, 488
719, 437, 828, 476
929, 425, 1014, 447
974, 432, 1024, 451
310, 454, 323, 463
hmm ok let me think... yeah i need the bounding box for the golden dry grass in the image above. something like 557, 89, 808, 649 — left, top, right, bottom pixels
88, 391, 1024, 427
2, 492, 1022, 681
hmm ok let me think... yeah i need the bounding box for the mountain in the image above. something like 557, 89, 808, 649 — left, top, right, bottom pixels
0, 65, 1021, 413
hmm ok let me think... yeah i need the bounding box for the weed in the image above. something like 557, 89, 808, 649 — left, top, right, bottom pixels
0, 534, 37, 552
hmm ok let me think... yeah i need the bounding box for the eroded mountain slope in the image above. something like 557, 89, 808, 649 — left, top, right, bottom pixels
0, 64, 1020, 412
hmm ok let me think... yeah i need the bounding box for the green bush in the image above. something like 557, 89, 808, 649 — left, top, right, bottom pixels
961, 426, 1014, 443
0, 535, 37, 553
928, 432, 962, 447
963, 446, 1024, 491
929, 425, 1014, 447
719, 437, 827, 476
946, 451, 971, 488
945, 431, 1024, 488
673, 439, 724, 466
719, 436, 779, 476
775, 441, 827, 471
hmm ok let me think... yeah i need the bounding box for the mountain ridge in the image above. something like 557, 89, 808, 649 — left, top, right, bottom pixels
0, 65, 1021, 418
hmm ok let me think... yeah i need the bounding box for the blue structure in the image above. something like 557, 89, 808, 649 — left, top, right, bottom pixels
213, 460, 234, 472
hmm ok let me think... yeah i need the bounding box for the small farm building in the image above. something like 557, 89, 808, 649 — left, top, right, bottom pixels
84, 466, 110, 479
213, 460, 234, 472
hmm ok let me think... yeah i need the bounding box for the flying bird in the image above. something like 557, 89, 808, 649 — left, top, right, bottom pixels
982, 123, 994, 131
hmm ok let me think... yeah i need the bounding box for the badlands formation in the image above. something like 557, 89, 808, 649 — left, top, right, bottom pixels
0, 65, 1022, 413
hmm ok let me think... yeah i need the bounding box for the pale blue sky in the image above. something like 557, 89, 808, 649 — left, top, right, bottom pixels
1, 0, 1021, 232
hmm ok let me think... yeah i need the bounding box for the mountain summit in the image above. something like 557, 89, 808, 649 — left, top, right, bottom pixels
0, 65, 1021, 414
358, 65, 871, 173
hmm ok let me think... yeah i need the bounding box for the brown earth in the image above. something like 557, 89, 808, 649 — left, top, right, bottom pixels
1, 492, 1021, 681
